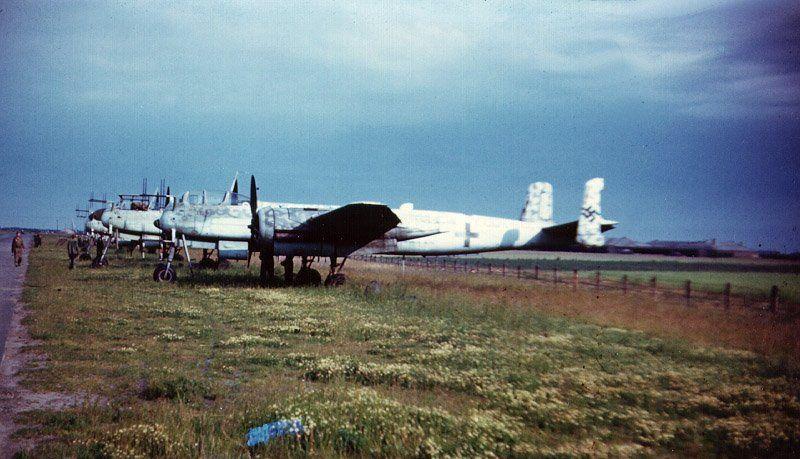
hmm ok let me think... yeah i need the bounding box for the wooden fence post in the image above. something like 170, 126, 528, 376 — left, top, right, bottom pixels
502, 263, 506, 277
622, 275, 628, 294
572, 269, 578, 290
488, 263, 492, 274
723, 282, 731, 309
553, 267, 558, 284
453, 260, 458, 272
517, 265, 521, 279
770, 285, 779, 313
534, 265, 540, 280
685, 280, 691, 306
650, 276, 657, 297
595, 271, 601, 290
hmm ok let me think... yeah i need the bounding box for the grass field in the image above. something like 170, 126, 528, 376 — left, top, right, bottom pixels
13, 240, 800, 457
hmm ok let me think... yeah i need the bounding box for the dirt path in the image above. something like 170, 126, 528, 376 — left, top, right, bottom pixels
0, 233, 32, 457
0, 235, 95, 458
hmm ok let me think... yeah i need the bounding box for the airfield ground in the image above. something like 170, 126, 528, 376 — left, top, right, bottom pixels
6, 237, 800, 456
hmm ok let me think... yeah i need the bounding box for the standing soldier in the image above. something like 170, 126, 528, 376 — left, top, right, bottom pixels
11, 231, 25, 267
67, 234, 79, 269
92, 236, 106, 268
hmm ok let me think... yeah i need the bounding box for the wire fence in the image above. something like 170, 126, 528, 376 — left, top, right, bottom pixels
353, 255, 798, 317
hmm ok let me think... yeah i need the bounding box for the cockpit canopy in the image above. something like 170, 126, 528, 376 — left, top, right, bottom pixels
178, 191, 249, 206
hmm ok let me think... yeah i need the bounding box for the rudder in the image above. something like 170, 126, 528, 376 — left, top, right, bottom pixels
577, 178, 604, 246
520, 182, 553, 224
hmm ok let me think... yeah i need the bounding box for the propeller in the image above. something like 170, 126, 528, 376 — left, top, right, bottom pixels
247, 175, 259, 268
231, 178, 239, 206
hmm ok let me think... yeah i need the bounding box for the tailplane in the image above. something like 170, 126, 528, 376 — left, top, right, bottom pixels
520, 182, 553, 225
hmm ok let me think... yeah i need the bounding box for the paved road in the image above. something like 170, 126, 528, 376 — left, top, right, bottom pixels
0, 234, 29, 368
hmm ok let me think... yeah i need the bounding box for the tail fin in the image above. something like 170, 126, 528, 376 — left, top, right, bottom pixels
577, 178, 604, 246
520, 182, 553, 224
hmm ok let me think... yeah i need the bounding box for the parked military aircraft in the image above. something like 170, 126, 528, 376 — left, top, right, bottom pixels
154, 176, 616, 286
152, 178, 259, 282
100, 191, 170, 258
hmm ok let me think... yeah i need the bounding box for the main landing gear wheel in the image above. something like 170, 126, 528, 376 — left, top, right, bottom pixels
197, 257, 216, 270
295, 267, 322, 287
324, 273, 347, 287
153, 264, 177, 283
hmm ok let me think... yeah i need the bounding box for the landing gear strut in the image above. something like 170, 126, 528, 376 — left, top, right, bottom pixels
281, 256, 294, 284
259, 250, 274, 287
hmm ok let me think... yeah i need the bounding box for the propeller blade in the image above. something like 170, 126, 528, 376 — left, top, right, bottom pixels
249, 175, 260, 243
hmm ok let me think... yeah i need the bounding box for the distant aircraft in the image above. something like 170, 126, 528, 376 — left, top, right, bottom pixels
155, 176, 616, 286
100, 190, 170, 258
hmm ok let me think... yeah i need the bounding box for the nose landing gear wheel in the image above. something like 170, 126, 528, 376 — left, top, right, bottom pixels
324, 273, 347, 287
295, 267, 322, 287
153, 264, 177, 283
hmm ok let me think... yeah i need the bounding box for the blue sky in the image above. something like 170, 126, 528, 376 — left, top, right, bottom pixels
1, 1, 798, 251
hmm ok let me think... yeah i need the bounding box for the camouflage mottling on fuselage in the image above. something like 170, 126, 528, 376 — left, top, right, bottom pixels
103, 209, 162, 237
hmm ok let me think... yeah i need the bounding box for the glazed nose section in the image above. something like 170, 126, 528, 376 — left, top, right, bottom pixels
100, 211, 111, 226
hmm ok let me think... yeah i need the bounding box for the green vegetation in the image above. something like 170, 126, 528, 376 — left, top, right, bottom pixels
14, 241, 800, 457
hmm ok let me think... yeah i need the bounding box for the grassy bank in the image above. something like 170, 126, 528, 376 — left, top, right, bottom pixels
14, 239, 800, 456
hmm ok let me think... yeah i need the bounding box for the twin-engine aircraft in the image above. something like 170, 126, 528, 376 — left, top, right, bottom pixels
154, 176, 616, 286
100, 192, 168, 258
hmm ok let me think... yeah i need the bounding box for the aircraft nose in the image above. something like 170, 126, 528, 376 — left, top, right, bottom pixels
157, 212, 176, 231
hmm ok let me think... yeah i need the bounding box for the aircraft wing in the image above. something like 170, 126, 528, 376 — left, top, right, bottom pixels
303, 203, 401, 246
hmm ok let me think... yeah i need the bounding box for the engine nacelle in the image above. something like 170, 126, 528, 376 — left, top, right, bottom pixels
256, 207, 276, 249
256, 206, 355, 257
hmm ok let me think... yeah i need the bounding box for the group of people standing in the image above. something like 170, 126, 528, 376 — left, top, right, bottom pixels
8, 232, 106, 270
66, 233, 107, 269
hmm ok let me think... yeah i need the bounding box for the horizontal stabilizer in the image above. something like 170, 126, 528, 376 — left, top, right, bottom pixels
542, 220, 617, 240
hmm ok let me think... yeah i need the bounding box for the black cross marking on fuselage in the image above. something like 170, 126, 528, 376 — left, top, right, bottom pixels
464, 222, 479, 248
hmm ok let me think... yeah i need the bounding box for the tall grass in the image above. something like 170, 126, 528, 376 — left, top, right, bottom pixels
13, 238, 800, 457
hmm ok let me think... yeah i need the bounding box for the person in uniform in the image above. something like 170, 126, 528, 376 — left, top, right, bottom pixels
11, 231, 25, 267
92, 236, 106, 268
67, 234, 79, 269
